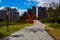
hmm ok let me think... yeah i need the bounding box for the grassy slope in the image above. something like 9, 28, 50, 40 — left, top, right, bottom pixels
46, 23, 60, 40
0, 22, 32, 40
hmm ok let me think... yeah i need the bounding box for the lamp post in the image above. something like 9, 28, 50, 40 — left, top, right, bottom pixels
5, 9, 9, 31
6, 12, 9, 31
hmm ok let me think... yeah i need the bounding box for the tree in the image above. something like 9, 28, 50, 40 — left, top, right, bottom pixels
55, 3, 60, 17
47, 7, 55, 17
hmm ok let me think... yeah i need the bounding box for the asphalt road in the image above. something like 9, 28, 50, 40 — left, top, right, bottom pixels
3, 20, 55, 40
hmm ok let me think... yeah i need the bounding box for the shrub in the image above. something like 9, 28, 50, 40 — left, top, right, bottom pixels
0, 33, 4, 38
41, 18, 60, 23
56, 18, 60, 23
48, 23, 60, 29
41, 18, 54, 23
0, 19, 3, 22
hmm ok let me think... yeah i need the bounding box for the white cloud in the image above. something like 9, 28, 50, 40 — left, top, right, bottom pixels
18, 9, 27, 16
33, 0, 60, 7
0, 7, 4, 10
18, 9, 27, 13
0, 0, 1, 3
24, 2, 31, 5
11, 7, 18, 9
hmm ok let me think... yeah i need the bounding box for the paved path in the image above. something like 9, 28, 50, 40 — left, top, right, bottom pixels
3, 20, 55, 40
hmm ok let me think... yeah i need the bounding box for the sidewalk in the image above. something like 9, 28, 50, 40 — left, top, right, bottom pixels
3, 20, 55, 40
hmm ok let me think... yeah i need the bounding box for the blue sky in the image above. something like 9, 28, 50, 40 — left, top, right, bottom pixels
0, 0, 38, 9
0, 0, 60, 16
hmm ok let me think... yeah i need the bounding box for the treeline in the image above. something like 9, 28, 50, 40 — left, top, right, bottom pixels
47, 2, 60, 18
42, 2, 60, 23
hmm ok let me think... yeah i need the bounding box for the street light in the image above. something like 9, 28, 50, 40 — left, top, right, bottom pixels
4, 9, 9, 31
6, 12, 9, 31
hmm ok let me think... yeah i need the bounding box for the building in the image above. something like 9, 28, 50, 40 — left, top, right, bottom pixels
32, 6, 36, 16
27, 6, 38, 20
32, 6, 36, 19
23, 11, 28, 19
27, 8, 32, 17
38, 7, 47, 19
0, 7, 19, 21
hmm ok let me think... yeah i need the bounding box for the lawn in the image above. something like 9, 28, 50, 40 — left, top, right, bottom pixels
0, 22, 32, 40
46, 23, 60, 40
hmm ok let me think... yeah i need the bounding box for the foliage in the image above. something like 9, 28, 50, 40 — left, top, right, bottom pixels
19, 14, 24, 20
47, 2, 60, 18
0, 19, 3, 22
19, 13, 34, 23
41, 18, 60, 23
41, 18, 53, 23
0, 33, 4, 38
47, 7, 55, 17
55, 5, 60, 17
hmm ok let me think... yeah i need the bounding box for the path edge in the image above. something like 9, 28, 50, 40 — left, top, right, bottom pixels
45, 25, 56, 40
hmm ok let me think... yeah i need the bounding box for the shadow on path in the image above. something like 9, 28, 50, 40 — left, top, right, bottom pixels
3, 34, 24, 40
24, 28, 45, 33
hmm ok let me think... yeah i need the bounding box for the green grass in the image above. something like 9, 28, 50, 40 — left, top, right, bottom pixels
0, 22, 32, 40
46, 23, 60, 40
46, 23, 60, 29
0, 22, 18, 27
